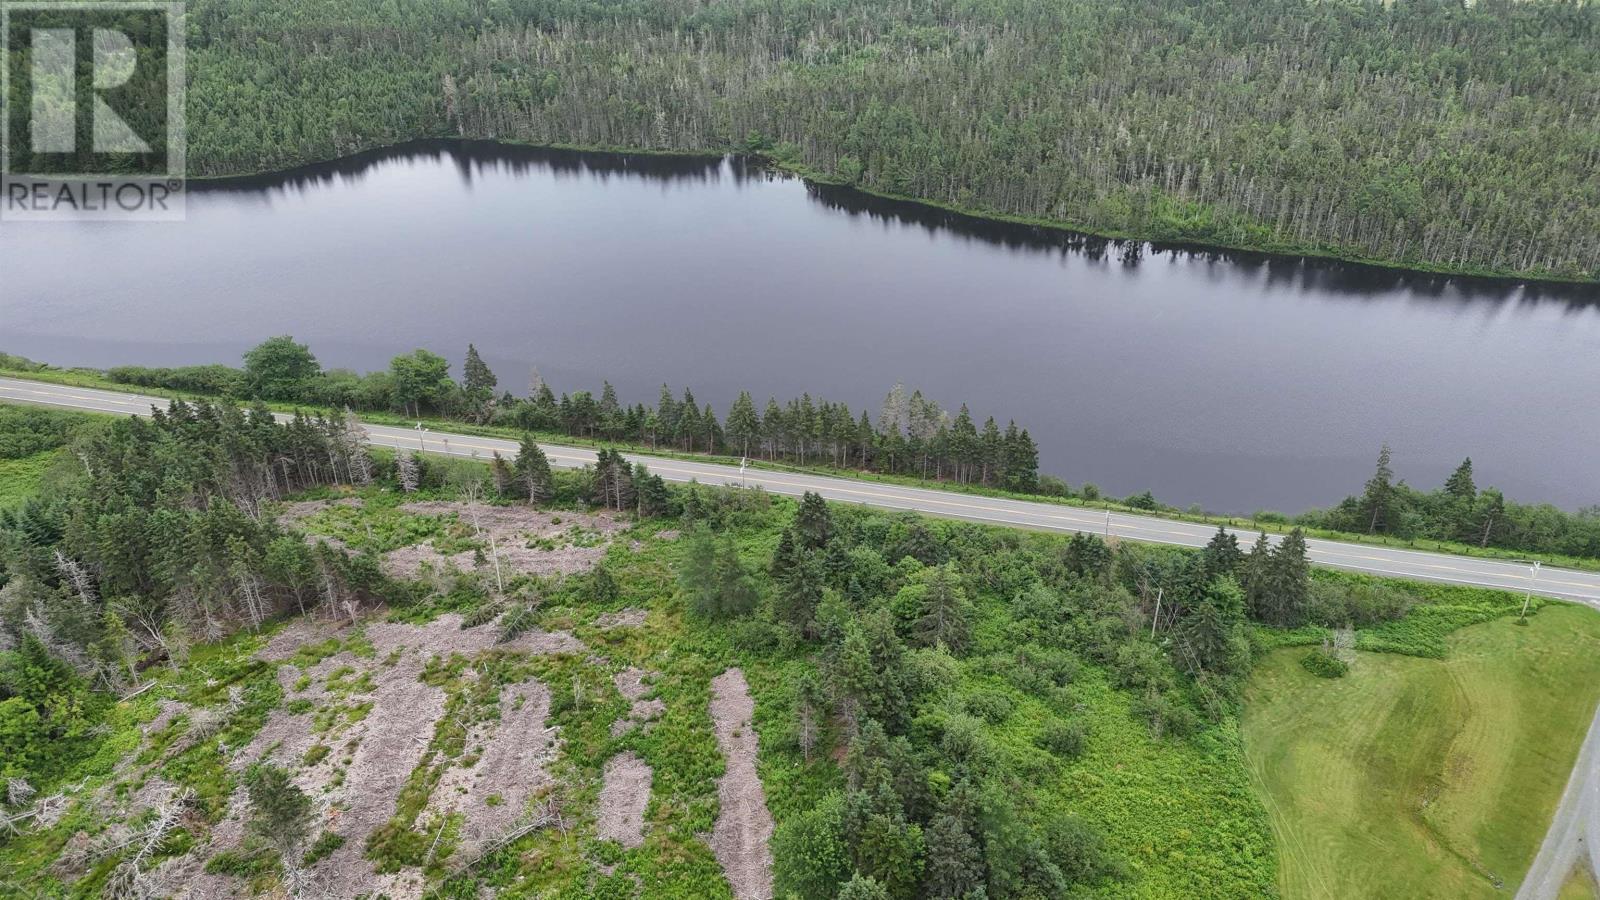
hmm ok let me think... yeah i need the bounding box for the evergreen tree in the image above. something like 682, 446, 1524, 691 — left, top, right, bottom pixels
1253, 529, 1311, 627
1444, 457, 1477, 502
1241, 532, 1273, 622
777, 550, 827, 636
922, 810, 984, 899
1172, 577, 1250, 677
633, 464, 671, 518
979, 417, 1003, 486
599, 381, 623, 438
1063, 532, 1112, 582
489, 451, 516, 498
714, 538, 759, 617
727, 390, 761, 457
462, 344, 497, 421
1200, 527, 1243, 578
514, 434, 553, 503
794, 492, 834, 551
680, 527, 719, 618
1360, 444, 1396, 533
245, 763, 311, 858
912, 564, 972, 653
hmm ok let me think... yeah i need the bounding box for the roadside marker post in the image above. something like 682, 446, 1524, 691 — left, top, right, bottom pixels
1520, 561, 1542, 622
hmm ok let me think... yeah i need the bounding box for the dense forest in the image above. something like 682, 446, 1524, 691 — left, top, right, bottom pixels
157, 0, 1599, 279
2, 401, 1534, 896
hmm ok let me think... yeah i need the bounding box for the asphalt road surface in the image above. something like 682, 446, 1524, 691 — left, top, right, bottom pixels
5, 374, 1599, 606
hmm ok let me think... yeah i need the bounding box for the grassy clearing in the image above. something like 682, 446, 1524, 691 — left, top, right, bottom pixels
1242, 603, 1600, 899
0, 450, 61, 507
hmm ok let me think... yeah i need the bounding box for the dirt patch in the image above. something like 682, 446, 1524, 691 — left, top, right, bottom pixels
596, 751, 652, 848
595, 608, 648, 629
141, 699, 188, 737
709, 668, 774, 900
609, 668, 664, 738
421, 679, 560, 858
202, 613, 583, 896
275, 496, 364, 527
374, 496, 624, 582
257, 615, 351, 662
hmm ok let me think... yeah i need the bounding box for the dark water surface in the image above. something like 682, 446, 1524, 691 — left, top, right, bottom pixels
3, 141, 1598, 514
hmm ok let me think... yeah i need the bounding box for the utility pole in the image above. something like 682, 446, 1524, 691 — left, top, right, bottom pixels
1151, 588, 1164, 638
1105, 507, 1112, 538
1520, 561, 1542, 622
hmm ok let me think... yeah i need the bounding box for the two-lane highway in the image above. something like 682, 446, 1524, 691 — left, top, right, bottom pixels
5, 375, 1598, 606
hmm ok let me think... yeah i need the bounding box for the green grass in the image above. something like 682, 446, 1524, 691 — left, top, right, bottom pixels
1242, 603, 1600, 899
0, 450, 61, 507
1561, 867, 1600, 900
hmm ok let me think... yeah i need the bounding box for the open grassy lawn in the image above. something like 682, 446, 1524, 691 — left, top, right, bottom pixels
1243, 603, 1600, 899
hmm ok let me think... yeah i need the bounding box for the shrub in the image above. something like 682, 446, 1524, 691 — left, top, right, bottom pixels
964, 691, 1015, 725
302, 831, 345, 866
1300, 649, 1349, 679
729, 617, 783, 653
1035, 720, 1088, 759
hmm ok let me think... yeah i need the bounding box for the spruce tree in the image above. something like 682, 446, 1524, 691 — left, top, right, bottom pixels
245, 763, 311, 858
1360, 444, 1396, 533
727, 391, 761, 457
1444, 457, 1476, 501
714, 538, 758, 616
912, 564, 972, 653
1173, 577, 1249, 676
1200, 527, 1242, 578
680, 527, 719, 618
514, 434, 553, 503
794, 492, 834, 551
1268, 529, 1310, 627
1241, 532, 1273, 622
462, 344, 497, 411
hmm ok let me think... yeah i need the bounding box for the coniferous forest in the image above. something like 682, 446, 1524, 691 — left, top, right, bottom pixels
163, 0, 1600, 280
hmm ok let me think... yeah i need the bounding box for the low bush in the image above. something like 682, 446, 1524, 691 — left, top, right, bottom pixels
1035, 720, 1089, 759
1300, 650, 1349, 679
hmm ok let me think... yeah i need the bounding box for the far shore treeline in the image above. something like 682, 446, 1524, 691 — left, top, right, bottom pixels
2, 340, 1597, 562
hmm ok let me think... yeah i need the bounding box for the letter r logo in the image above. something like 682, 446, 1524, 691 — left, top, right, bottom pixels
29, 25, 151, 154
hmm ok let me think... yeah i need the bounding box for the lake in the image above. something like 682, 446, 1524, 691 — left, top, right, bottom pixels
3, 140, 1598, 514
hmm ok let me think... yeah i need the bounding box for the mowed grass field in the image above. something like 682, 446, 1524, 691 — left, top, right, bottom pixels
1243, 604, 1600, 900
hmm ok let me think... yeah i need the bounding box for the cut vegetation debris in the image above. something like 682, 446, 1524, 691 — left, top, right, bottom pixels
421, 679, 559, 859
710, 668, 775, 900
596, 751, 653, 848
1244, 604, 1600, 899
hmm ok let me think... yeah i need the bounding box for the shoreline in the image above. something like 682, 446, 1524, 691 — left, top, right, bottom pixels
184, 135, 1600, 293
